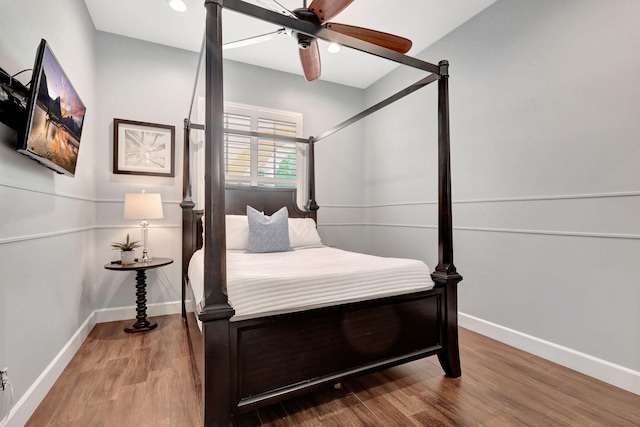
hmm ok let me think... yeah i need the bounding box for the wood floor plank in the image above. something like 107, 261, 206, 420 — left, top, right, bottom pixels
254, 403, 290, 426
26, 315, 639, 426
291, 387, 376, 426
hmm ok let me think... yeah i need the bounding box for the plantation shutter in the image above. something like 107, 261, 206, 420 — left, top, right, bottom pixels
256, 118, 297, 184
224, 113, 252, 180
224, 112, 299, 187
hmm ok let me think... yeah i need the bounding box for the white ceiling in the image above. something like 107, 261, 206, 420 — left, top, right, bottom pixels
84, 0, 496, 88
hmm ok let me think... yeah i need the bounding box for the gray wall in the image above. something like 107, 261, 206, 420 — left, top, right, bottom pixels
0, 0, 97, 409
93, 32, 196, 311
362, 0, 640, 373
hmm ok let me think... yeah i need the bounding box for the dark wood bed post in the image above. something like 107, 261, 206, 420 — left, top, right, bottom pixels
307, 137, 319, 221
180, 118, 196, 319
431, 60, 463, 378
203, 1, 235, 426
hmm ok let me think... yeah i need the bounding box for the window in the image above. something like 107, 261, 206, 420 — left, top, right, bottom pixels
193, 100, 307, 209
223, 104, 302, 188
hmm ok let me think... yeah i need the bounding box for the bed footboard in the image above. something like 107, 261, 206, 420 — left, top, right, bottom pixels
185, 276, 460, 425
227, 289, 447, 414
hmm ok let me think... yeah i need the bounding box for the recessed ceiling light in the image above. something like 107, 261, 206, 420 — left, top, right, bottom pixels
169, 0, 187, 12
327, 42, 341, 54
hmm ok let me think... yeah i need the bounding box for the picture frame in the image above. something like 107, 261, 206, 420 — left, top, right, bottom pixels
113, 118, 175, 177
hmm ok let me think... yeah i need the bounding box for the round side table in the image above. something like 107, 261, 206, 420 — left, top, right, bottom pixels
104, 257, 174, 333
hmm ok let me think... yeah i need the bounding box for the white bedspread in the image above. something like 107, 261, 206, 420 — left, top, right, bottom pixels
188, 246, 434, 320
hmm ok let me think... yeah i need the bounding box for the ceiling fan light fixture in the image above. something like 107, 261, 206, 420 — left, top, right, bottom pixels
168, 0, 187, 12
296, 33, 313, 49
327, 42, 341, 53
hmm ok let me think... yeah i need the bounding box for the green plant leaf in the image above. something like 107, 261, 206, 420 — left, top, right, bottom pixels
110, 233, 141, 250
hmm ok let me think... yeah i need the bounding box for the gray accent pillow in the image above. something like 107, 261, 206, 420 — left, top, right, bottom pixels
247, 205, 291, 253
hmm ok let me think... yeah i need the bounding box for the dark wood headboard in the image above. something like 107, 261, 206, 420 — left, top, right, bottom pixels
225, 186, 312, 219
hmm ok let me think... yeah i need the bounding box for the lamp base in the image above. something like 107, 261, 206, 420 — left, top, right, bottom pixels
140, 225, 152, 262
141, 248, 152, 262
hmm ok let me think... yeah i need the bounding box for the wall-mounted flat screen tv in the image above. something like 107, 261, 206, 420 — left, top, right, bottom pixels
16, 39, 86, 177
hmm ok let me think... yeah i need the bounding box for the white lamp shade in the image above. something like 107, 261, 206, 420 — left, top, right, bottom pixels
123, 193, 164, 219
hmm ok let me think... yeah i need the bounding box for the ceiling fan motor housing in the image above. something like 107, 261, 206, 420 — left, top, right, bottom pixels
292, 8, 320, 49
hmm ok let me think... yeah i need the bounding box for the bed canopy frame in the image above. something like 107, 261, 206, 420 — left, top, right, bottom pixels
181, 1, 462, 425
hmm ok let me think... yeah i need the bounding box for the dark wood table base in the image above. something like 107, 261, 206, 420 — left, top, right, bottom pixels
125, 270, 158, 333
125, 322, 158, 333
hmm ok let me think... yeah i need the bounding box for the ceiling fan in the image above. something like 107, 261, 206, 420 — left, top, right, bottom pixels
223, 0, 413, 82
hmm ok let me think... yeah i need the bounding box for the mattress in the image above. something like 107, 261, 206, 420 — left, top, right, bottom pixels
188, 246, 434, 321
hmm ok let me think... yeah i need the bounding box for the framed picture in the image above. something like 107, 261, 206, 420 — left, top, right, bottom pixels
113, 118, 175, 177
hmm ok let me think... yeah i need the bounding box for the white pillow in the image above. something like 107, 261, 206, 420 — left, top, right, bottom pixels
202, 213, 321, 250
289, 217, 323, 248
226, 215, 249, 250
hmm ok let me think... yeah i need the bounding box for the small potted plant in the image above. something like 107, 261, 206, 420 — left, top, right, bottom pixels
111, 233, 140, 265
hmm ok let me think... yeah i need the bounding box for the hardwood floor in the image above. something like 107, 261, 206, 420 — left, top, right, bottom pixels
28, 314, 639, 426
26, 315, 200, 427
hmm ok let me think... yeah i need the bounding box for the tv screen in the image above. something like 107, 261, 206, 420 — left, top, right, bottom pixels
16, 39, 86, 177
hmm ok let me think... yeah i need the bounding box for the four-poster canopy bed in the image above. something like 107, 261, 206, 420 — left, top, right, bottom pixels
180, 1, 463, 425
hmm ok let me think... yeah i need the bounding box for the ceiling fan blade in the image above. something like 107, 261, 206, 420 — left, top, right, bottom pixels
256, 0, 297, 18
223, 28, 286, 50
299, 39, 321, 82
325, 23, 413, 53
308, 0, 354, 23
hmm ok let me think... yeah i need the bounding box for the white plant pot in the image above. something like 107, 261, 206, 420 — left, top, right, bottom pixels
121, 250, 136, 265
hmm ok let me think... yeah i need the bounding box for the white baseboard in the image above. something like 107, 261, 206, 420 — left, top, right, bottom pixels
3, 301, 181, 427
94, 300, 182, 323
459, 312, 640, 396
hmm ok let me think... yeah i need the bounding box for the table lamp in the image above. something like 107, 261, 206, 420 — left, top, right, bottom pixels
123, 191, 164, 262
